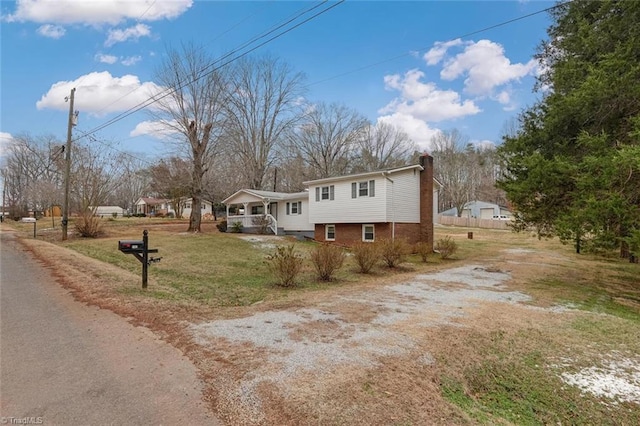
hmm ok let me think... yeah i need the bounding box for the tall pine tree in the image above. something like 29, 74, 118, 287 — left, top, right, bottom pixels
498, 0, 640, 257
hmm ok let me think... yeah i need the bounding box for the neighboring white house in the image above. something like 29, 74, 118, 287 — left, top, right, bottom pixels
440, 200, 512, 220
179, 198, 214, 219
92, 205, 125, 217
223, 154, 439, 247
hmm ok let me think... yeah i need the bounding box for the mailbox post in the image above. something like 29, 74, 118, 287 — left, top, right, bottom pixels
118, 229, 161, 289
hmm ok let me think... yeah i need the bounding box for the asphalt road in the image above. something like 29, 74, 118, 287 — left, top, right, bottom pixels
0, 230, 219, 425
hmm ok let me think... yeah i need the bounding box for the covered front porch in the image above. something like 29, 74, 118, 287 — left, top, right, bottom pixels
223, 190, 281, 235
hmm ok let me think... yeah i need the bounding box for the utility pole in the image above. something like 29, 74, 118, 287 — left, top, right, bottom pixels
62, 88, 76, 241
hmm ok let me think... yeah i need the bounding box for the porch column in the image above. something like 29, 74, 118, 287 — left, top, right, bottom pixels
262, 200, 269, 214
226, 204, 229, 218
243, 203, 249, 215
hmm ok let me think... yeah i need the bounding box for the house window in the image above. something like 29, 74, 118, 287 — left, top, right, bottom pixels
287, 201, 302, 215
352, 180, 375, 198
325, 224, 336, 241
316, 185, 334, 201
362, 224, 375, 242
186, 202, 191, 209
251, 205, 264, 215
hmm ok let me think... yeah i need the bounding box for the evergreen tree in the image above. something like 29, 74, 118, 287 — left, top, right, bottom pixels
498, 0, 640, 257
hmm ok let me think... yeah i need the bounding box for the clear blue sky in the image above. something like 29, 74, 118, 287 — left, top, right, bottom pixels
0, 0, 555, 158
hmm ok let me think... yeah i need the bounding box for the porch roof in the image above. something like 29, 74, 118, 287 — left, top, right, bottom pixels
222, 189, 308, 205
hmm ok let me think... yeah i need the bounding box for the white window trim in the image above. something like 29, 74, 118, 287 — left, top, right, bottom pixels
362, 224, 375, 242
325, 224, 336, 241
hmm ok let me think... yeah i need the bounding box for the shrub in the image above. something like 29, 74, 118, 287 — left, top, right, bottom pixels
311, 243, 345, 281
112, 212, 118, 219
379, 238, 409, 268
267, 244, 303, 287
230, 221, 243, 233
415, 241, 432, 263
352, 241, 379, 273
252, 214, 270, 234
216, 220, 228, 233
75, 213, 103, 238
435, 235, 458, 259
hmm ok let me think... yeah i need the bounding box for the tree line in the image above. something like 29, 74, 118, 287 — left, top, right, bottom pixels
1, 45, 504, 231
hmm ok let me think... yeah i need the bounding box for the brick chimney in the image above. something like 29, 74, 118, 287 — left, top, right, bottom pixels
419, 153, 434, 250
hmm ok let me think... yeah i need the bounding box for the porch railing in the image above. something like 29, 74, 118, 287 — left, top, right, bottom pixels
226, 214, 278, 235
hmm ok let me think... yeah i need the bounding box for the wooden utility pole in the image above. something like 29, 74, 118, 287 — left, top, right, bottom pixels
62, 88, 76, 241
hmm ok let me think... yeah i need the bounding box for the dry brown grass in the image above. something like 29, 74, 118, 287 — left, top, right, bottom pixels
6, 222, 640, 425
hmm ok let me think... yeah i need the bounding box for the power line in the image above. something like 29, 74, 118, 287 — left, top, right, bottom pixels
307, 2, 565, 88
79, 1, 344, 139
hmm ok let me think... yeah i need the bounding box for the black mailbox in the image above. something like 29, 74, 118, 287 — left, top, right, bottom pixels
119, 240, 144, 253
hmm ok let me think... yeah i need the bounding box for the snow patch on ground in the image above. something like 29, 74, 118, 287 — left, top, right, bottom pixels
554, 353, 640, 405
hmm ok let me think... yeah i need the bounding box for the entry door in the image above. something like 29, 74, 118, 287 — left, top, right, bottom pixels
269, 202, 278, 219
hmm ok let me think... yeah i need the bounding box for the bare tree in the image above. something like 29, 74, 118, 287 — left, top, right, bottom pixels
431, 130, 475, 216
149, 157, 191, 218
70, 142, 124, 213
354, 121, 417, 172
0, 133, 64, 218
151, 43, 228, 232
224, 55, 306, 189
109, 154, 151, 214
288, 102, 368, 179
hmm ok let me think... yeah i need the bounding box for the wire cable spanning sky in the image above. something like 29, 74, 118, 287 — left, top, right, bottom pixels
1, 1, 558, 156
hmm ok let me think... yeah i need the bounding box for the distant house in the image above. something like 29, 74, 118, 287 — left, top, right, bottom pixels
223, 154, 439, 247
440, 200, 512, 220
179, 198, 214, 219
92, 206, 125, 217
135, 197, 172, 216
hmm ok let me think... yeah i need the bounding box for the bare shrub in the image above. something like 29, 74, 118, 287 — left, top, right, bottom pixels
352, 241, 379, 273
435, 236, 458, 259
252, 214, 270, 234
379, 238, 409, 268
311, 243, 345, 281
267, 245, 303, 287
75, 213, 103, 238
415, 241, 432, 263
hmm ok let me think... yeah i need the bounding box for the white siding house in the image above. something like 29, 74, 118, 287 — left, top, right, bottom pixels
222, 154, 438, 247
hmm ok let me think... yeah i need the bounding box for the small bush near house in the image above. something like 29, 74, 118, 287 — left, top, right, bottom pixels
352, 241, 379, 273
75, 212, 103, 238
112, 212, 118, 219
414, 241, 432, 263
252, 214, 270, 234
267, 244, 303, 287
435, 235, 458, 259
230, 221, 243, 233
311, 243, 345, 281
216, 220, 228, 233
379, 238, 410, 268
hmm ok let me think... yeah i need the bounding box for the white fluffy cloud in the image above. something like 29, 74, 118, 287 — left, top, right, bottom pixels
130, 120, 180, 140
36, 23, 65, 38
105, 23, 151, 47
5, 0, 193, 25
377, 113, 441, 151
423, 39, 463, 66
380, 69, 481, 122
36, 71, 164, 116
425, 39, 537, 96
95, 53, 118, 64
0, 132, 15, 157
121, 55, 142, 66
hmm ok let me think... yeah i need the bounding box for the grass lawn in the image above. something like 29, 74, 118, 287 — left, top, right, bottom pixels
4, 217, 640, 425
